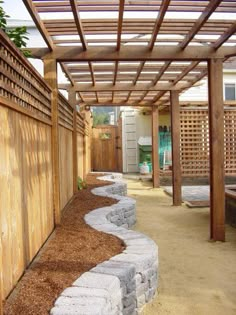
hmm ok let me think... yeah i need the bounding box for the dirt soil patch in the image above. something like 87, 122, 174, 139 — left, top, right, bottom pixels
3, 174, 125, 315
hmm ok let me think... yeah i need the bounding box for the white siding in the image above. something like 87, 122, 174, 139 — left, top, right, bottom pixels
122, 109, 139, 173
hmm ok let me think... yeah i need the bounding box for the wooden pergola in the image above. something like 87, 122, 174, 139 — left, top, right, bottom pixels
22, 0, 236, 242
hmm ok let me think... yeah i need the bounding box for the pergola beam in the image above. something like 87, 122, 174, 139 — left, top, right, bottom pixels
180, 0, 222, 49
149, 0, 171, 50
58, 82, 179, 91
41, 46, 236, 61
78, 100, 155, 107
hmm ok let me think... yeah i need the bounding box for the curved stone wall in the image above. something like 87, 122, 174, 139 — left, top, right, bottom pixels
51, 174, 158, 315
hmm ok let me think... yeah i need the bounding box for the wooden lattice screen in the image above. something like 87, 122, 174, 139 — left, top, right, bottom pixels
0, 30, 52, 122
58, 93, 74, 130
180, 107, 236, 177
224, 109, 236, 175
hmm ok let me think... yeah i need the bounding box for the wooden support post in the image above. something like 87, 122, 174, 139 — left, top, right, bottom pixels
0, 239, 3, 315
82, 114, 87, 179
83, 132, 87, 179
152, 106, 160, 187
69, 90, 78, 193
44, 59, 61, 224
208, 59, 225, 241
170, 91, 182, 205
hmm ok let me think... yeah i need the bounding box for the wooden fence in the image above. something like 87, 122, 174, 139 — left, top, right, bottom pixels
58, 94, 74, 210
180, 107, 236, 176
0, 29, 91, 307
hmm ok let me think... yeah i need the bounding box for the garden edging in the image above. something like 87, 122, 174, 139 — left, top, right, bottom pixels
50, 173, 158, 315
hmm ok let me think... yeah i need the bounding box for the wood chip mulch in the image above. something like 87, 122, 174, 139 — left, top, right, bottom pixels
3, 174, 125, 315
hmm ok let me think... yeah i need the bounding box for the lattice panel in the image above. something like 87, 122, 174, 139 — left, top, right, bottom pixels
224, 110, 236, 175
58, 93, 73, 130
0, 31, 51, 120
180, 108, 236, 177
180, 109, 209, 177
77, 113, 85, 135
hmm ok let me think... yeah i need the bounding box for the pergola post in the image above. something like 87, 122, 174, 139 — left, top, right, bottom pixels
170, 91, 182, 205
44, 59, 61, 224
208, 59, 225, 241
69, 90, 78, 193
0, 242, 2, 315
152, 106, 160, 187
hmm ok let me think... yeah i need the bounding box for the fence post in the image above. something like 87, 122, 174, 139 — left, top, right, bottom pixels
0, 239, 3, 315
83, 118, 87, 179
69, 90, 78, 193
44, 58, 61, 224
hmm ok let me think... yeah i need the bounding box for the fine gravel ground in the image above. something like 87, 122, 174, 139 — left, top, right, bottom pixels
127, 178, 236, 315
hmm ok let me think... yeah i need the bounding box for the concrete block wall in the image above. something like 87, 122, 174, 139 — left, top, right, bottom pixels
51, 173, 158, 315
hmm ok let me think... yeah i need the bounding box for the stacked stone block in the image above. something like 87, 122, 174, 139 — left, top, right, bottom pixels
51, 173, 158, 315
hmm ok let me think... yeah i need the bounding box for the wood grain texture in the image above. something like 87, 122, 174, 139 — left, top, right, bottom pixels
44, 59, 61, 224
208, 58, 225, 241
0, 104, 54, 299
92, 125, 118, 172
170, 91, 182, 206
59, 126, 73, 211
152, 107, 160, 188
77, 133, 84, 179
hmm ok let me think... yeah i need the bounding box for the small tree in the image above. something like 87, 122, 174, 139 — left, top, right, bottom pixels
0, 1, 31, 57
93, 112, 110, 127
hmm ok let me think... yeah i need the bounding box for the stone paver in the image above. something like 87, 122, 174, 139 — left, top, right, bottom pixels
164, 185, 209, 201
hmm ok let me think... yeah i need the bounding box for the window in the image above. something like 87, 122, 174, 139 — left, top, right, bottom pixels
225, 83, 236, 101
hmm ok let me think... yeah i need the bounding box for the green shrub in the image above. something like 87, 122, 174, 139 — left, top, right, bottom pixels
0, 1, 31, 57
77, 177, 87, 190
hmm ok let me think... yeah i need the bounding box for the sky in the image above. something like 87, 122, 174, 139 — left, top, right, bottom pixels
2, 0, 32, 20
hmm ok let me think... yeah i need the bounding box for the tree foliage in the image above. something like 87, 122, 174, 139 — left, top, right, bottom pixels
0, 1, 31, 57
92, 112, 110, 127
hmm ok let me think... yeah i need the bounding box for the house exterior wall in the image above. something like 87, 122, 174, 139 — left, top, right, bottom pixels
122, 72, 236, 173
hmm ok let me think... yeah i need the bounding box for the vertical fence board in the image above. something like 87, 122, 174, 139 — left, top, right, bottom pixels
59, 126, 73, 210
0, 105, 54, 299
0, 30, 54, 302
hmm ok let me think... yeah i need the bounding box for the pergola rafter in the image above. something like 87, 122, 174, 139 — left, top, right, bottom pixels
179, 0, 223, 49
69, 0, 87, 50
149, 0, 171, 50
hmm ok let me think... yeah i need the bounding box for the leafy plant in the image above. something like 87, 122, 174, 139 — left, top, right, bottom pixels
0, 1, 31, 57
93, 112, 110, 127
77, 177, 87, 190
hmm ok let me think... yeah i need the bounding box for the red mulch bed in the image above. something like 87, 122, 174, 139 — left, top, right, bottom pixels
3, 174, 125, 315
